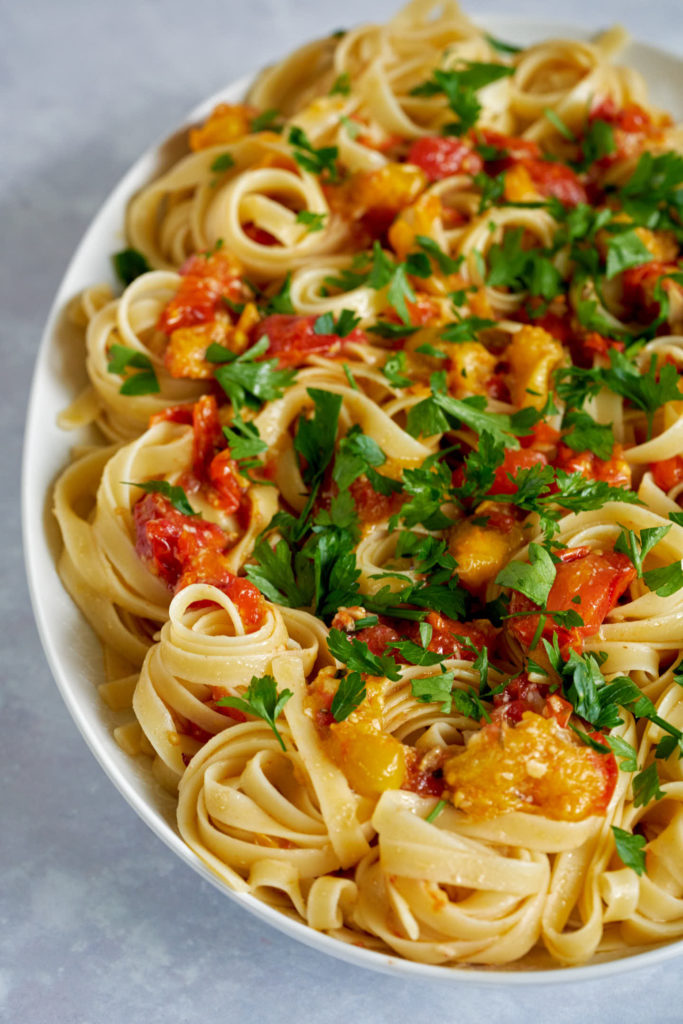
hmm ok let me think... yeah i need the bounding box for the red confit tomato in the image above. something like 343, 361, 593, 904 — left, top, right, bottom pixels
406, 136, 483, 181
492, 673, 573, 727
133, 492, 265, 628
490, 449, 549, 496
157, 250, 243, 334
133, 492, 227, 590
355, 613, 495, 662
523, 158, 587, 207
350, 477, 405, 525
650, 455, 683, 492
554, 443, 632, 491
253, 314, 367, 368
508, 547, 636, 650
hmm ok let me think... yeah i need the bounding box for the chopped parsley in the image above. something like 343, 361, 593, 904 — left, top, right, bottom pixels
410, 62, 515, 136
107, 344, 160, 396
124, 479, 196, 516
212, 337, 297, 410
288, 126, 340, 181
216, 675, 292, 750
296, 210, 327, 232
112, 247, 151, 287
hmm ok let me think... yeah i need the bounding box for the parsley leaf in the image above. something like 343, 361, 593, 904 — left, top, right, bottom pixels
543, 107, 575, 141
313, 308, 361, 336
210, 152, 236, 173
296, 210, 327, 233
288, 126, 340, 181
250, 108, 283, 133
294, 388, 342, 487
329, 72, 351, 96
495, 542, 556, 605
263, 273, 296, 315
562, 410, 615, 461
327, 628, 401, 680
643, 559, 683, 597
213, 337, 297, 410
606, 735, 639, 772
605, 229, 653, 280
125, 479, 196, 516
611, 826, 647, 876
216, 675, 292, 750
112, 247, 151, 287
633, 761, 665, 807
107, 344, 160, 396
245, 537, 314, 607
382, 350, 413, 388
331, 671, 366, 721
415, 235, 463, 275
615, 525, 672, 577
577, 119, 615, 171
411, 63, 514, 136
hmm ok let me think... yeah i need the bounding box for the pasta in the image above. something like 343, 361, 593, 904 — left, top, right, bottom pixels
52, 0, 683, 971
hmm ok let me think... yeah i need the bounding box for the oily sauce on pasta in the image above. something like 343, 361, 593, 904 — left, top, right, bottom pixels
53, 0, 683, 971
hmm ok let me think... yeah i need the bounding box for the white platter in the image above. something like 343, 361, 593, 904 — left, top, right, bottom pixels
22, 16, 683, 984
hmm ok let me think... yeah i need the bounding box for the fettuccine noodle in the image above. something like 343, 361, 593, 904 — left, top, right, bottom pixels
53, 0, 683, 971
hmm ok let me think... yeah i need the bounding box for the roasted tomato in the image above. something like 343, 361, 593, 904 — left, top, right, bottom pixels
191, 394, 223, 480
253, 314, 367, 367
554, 443, 632, 490
158, 250, 244, 334
477, 129, 540, 172
355, 614, 495, 662
492, 673, 572, 727
406, 136, 483, 181
490, 448, 549, 496
620, 262, 682, 327
651, 455, 683, 492
443, 711, 617, 821
508, 548, 636, 649
523, 158, 587, 206
133, 492, 227, 590
350, 477, 405, 525
586, 98, 668, 167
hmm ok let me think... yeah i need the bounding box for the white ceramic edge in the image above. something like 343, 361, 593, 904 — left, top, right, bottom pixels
22, 16, 683, 986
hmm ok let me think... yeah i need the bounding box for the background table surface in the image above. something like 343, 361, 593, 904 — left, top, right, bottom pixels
4, 1, 683, 1021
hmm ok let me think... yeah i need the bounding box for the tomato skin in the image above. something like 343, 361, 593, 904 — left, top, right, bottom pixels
406, 136, 483, 181
621, 262, 679, 324
177, 552, 266, 629
355, 614, 495, 663
157, 250, 243, 334
208, 450, 243, 514
478, 130, 540, 172
523, 158, 587, 206
651, 455, 683, 492
350, 477, 405, 525
490, 449, 548, 496
149, 405, 195, 428
591, 98, 653, 134
355, 623, 402, 657
554, 444, 632, 490
588, 99, 664, 168
192, 394, 222, 480
492, 674, 573, 727
253, 314, 367, 368
133, 492, 265, 627
508, 549, 636, 649
519, 420, 561, 450
134, 492, 227, 590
